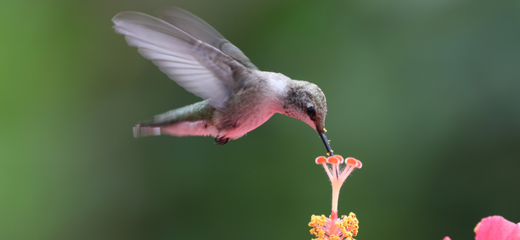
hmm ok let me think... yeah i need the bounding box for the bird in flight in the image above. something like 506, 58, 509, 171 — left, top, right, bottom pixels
113, 7, 334, 155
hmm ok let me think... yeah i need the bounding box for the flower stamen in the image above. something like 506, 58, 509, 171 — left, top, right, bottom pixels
315, 155, 362, 213
309, 155, 362, 240
309, 212, 359, 240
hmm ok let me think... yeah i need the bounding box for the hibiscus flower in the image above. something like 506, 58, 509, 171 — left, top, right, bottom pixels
444, 216, 520, 240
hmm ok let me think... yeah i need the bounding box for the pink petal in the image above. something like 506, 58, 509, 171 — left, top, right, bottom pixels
475, 216, 520, 240
443, 237, 451, 240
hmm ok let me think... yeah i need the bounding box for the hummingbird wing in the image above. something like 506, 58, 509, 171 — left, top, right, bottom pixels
157, 7, 258, 71
112, 10, 252, 110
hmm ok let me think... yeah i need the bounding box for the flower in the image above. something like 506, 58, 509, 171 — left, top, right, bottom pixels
475, 216, 520, 240
443, 216, 520, 240
309, 212, 359, 240
309, 155, 362, 240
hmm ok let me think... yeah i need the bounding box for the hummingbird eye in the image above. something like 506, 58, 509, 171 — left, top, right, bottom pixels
307, 106, 316, 121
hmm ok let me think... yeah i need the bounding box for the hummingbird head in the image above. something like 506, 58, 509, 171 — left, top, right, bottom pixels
282, 80, 333, 156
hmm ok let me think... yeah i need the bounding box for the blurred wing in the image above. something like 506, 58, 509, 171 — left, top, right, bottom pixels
112, 11, 247, 110
157, 7, 258, 70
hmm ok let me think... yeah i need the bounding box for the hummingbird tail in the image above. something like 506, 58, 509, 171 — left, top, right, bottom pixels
133, 125, 161, 138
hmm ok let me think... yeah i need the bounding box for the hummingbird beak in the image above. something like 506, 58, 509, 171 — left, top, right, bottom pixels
319, 130, 334, 156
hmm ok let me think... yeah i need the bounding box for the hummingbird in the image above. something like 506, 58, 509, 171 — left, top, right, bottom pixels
112, 7, 334, 156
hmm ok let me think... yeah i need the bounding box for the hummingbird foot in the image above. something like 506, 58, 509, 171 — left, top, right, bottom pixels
215, 136, 230, 145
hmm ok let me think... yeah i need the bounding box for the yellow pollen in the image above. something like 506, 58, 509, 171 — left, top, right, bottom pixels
309, 212, 359, 240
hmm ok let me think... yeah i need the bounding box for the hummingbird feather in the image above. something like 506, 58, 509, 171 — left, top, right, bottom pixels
112, 11, 251, 110
133, 100, 215, 138
157, 7, 258, 70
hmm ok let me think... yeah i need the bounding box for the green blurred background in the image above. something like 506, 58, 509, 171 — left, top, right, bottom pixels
1, 0, 520, 239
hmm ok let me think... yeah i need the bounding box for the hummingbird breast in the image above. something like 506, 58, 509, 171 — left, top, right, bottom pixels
212, 70, 288, 139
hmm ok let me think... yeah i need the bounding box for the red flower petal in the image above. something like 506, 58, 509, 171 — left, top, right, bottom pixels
475, 216, 520, 240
